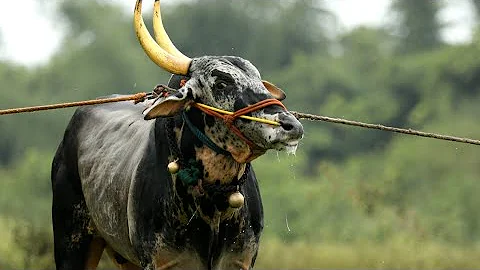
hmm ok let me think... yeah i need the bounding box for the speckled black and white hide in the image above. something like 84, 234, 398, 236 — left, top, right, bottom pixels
147, 56, 303, 163
51, 55, 303, 270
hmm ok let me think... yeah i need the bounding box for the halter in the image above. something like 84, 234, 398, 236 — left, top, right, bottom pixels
191, 99, 286, 151
176, 77, 287, 154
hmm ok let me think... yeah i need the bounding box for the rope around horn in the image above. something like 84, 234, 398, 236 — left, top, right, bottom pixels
0, 93, 478, 146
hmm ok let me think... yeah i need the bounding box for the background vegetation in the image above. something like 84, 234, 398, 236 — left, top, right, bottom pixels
1, 0, 480, 268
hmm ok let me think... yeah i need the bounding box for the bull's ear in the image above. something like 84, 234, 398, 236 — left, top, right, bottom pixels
262, 80, 286, 101
143, 89, 191, 120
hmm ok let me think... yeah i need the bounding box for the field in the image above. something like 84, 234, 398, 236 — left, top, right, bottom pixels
2, 214, 480, 269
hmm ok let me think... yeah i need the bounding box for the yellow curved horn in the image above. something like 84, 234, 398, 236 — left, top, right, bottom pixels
153, 0, 190, 60
134, 0, 191, 75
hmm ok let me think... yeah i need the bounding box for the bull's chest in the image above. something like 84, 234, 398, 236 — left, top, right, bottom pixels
140, 203, 258, 270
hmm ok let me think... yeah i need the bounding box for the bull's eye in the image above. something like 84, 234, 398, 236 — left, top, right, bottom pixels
214, 81, 228, 91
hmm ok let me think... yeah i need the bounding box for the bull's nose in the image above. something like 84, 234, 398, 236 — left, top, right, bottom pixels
279, 113, 304, 139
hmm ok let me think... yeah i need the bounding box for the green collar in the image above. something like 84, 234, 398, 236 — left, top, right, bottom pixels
182, 111, 231, 156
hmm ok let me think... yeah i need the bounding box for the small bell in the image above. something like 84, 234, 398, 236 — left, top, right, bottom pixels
167, 161, 180, 174
228, 191, 245, 208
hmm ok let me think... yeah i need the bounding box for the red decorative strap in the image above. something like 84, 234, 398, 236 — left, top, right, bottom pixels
192, 99, 286, 150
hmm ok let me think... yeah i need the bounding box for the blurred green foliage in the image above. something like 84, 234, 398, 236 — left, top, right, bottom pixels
1, 0, 480, 268
390, 0, 444, 53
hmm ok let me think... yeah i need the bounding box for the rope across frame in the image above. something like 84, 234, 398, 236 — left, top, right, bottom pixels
0, 93, 479, 146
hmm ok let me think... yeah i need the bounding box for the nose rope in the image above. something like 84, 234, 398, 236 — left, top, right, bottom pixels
193, 103, 281, 126
191, 99, 286, 150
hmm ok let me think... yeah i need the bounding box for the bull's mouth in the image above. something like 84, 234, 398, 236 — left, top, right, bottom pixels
272, 139, 300, 155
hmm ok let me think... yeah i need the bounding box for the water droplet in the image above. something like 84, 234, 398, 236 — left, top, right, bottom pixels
285, 214, 291, 232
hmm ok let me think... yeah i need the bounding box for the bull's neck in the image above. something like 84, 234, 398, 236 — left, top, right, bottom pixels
160, 112, 246, 224
176, 110, 246, 186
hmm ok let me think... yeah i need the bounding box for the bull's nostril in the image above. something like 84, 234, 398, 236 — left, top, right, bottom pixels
281, 122, 294, 131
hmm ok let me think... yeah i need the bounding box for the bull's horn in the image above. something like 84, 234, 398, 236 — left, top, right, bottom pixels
153, 0, 190, 60
134, 0, 191, 75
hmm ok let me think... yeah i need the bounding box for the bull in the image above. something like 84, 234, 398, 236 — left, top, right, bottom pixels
51, 0, 304, 269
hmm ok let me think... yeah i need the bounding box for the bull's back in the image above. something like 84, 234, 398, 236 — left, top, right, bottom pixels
71, 100, 154, 263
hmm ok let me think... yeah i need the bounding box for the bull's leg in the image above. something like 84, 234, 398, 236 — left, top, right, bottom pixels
216, 251, 257, 270
105, 246, 143, 270
85, 237, 107, 269
52, 156, 96, 270
149, 250, 204, 269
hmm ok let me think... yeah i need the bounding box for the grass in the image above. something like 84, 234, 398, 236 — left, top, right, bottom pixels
0, 216, 54, 269
256, 237, 480, 269
0, 217, 24, 268
2, 215, 480, 269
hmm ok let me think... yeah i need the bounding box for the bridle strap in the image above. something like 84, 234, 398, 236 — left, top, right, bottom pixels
192, 99, 286, 150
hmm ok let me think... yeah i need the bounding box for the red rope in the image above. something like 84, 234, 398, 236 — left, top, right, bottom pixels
192, 99, 285, 150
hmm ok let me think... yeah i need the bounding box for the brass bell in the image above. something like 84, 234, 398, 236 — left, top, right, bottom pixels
228, 191, 245, 208
167, 161, 180, 174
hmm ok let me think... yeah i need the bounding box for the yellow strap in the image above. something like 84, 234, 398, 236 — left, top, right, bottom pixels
194, 103, 281, 126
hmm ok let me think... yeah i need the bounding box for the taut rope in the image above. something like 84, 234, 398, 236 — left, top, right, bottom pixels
0, 93, 479, 146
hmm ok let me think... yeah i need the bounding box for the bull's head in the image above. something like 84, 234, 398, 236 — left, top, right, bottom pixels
135, 0, 303, 163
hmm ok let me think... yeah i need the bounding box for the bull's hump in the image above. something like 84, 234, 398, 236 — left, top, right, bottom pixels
80, 95, 145, 115
76, 98, 151, 134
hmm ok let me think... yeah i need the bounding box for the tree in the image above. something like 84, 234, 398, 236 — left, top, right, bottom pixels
340, 26, 394, 72
390, 0, 443, 53
472, 0, 480, 20
169, 0, 331, 70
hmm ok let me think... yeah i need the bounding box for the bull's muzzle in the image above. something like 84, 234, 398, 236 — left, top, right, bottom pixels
278, 113, 304, 141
